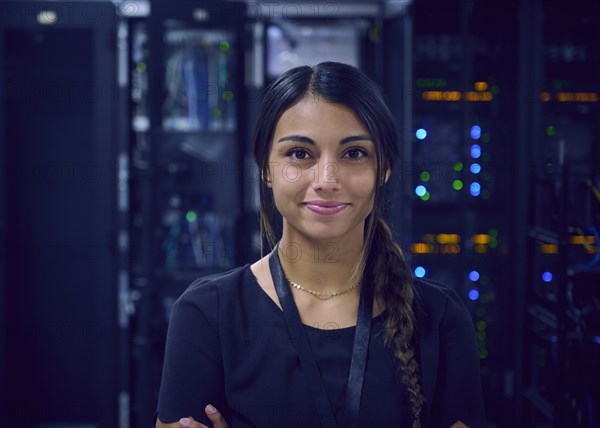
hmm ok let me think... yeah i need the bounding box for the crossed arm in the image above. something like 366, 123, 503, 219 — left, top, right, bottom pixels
155, 404, 228, 428
155, 405, 470, 428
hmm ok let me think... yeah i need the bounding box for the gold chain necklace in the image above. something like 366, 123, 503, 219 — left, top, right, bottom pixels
287, 278, 361, 300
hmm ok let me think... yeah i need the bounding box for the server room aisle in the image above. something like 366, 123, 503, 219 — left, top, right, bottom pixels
1, 1, 598, 428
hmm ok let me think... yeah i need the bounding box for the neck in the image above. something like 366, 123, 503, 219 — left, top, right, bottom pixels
277, 229, 366, 294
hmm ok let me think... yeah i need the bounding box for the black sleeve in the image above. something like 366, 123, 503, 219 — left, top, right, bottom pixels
429, 288, 488, 428
155, 280, 228, 426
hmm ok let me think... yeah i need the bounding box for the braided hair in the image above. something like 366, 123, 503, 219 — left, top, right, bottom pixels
253, 61, 425, 427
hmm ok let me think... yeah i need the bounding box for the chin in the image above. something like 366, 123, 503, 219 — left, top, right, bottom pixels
281, 211, 366, 243
297, 223, 361, 244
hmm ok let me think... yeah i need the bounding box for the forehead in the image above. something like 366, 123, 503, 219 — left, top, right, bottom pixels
274, 96, 369, 134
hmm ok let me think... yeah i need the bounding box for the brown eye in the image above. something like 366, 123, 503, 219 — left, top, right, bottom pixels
286, 148, 310, 160
294, 150, 307, 159
345, 148, 368, 160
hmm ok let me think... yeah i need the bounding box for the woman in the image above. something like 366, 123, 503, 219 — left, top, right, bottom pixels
155, 62, 487, 428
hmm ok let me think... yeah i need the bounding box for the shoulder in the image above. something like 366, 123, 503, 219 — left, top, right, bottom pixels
412, 277, 473, 329
412, 277, 463, 305
183, 264, 249, 296
172, 264, 249, 317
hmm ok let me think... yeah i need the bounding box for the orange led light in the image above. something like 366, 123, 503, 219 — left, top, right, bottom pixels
422, 90, 462, 101
440, 244, 461, 254
569, 235, 596, 244
472, 234, 491, 244
556, 92, 599, 102
540, 244, 558, 254
411, 243, 436, 254
474, 244, 488, 254
436, 233, 460, 244
464, 91, 494, 101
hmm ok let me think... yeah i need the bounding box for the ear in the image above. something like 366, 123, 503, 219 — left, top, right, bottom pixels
384, 168, 391, 183
380, 165, 391, 185
262, 170, 272, 188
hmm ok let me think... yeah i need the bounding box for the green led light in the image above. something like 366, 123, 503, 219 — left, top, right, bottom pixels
369, 26, 380, 42
420, 171, 431, 182
136, 62, 146, 73
186, 210, 197, 223
212, 108, 222, 118
482, 133, 490, 143
223, 90, 234, 101
553, 79, 562, 90
488, 228, 498, 238
219, 41, 231, 52
452, 180, 463, 190
421, 191, 431, 201
476, 320, 487, 331
479, 348, 489, 359
482, 190, 490, 200
454, 161, 464, 172
490, 85, 499, 95
489, 238, 498, 248
545, 163, 554, 174
546, 125, 556, 136
416, 78, 425, 87
480, 275, 490, 285
477, 331, 487, 341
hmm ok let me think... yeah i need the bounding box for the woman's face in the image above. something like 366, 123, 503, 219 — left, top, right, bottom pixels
266, 94, 383, 243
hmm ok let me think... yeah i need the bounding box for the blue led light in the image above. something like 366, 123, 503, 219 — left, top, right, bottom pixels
469, 270, 480, 281
593, 336, 600, 345
470, 163, 481, 174
414, 266, 426, 278
471, 125, 482, 140
468, 288, 480, 301
542, 271, 553, 283
415, 185, 427, 197
416, 128, 427, 140
470, 182, 481, 196
470, 144, 481, 159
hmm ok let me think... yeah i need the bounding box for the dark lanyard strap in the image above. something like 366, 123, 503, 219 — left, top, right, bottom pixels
269, 242, 373, 428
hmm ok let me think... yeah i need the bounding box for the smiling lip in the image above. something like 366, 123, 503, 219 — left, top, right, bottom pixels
303, 201, 349, 215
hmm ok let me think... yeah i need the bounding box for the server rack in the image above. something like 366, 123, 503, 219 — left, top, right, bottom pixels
410, 1, 519, 426
261, 6, 381, 86
0, 2, 121, 427
382, 2, 414, 250
516, 0, 600, 426
128, 2, 248, 425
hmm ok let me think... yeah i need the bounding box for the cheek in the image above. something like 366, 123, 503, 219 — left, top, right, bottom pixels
345, 168, 377, 195
354, 180, 377, 211
267, 150, 298, 184
269, 155, 318, 188
280, 163, 307, 185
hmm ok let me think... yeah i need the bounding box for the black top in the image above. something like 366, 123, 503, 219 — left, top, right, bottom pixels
155, 264, 487, 428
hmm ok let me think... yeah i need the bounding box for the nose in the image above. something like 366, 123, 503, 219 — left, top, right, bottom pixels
311, 159, 340, 192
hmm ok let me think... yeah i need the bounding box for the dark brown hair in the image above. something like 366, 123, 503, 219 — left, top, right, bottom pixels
252, 61, 425, 427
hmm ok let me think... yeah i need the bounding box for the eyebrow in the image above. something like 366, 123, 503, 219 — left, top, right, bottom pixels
277, 134, 373, 145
